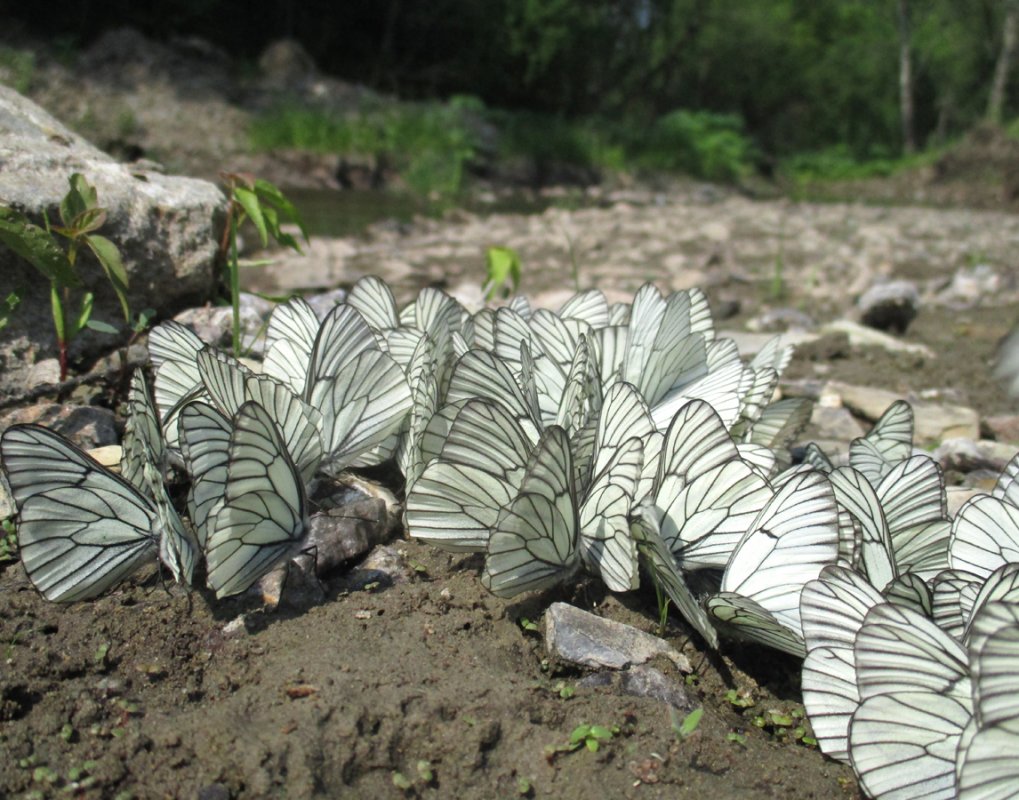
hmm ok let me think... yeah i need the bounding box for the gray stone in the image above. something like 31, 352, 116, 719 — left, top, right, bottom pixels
544, 602, 691, 672
936, 264, 1002, 308
334, 544, 415, 592
0, 404, 118, 449
934, 438, 1017, 474
719, 329, 819, 357
305, 499, 392, 576
745, 307, 816, 333
305, 288, 348, 318
984, 414, 1019, 445
810, 405, 866, 443
578, 665, 695, 711
172, 293, 273, 355
0, 86, 225, 400
825, 381, 980, 443
820, 320, 934, 358
857, 280, 920, 333
947, 487, 983, 517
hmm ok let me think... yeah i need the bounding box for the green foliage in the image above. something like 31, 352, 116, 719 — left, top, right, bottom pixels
483, 246, 522, 300
0, 174, 130, 380
751, 705, 817, 747
545, 723, 618, 760
639, 111, 756, 181
670, 707, 703, 741
218, 174, 308, 357
0, 46, 36, 93
250, 100, 480, 196
0, 518, 17, 563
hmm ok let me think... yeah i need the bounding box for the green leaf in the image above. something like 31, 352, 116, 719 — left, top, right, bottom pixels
589, 725, 613, 741
569, 725, 590, 745
69, 207, 108, 236
60, 173, 94, 227
254, 178, 309, 241
50, 284, 65, 343
233, 186, 268, 247
0, 207, 80, 287
483, 246, 521, 300
675, 707, 703, 739
585, 738, 599, 752
84, 234, 130, 320
85, 319, 118, 335
70, 292, 94, 339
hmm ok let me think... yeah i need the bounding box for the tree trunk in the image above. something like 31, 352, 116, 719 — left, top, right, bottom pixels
988, 0, 1019, 124
897, 0, 916, 154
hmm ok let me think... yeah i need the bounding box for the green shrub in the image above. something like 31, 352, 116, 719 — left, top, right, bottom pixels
638, 110, 755, 181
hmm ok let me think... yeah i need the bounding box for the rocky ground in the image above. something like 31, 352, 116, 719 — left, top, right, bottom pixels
3, 26, 1019, 800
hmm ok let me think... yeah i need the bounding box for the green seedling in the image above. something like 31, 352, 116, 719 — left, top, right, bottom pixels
516, 776, 534, 796
94, 642, 110, 666
545, 723, 617, 761
518, 617, 539, 633
217, 173, 308, 357
554, 681, 576, 700
670, 707, 703, 741
60, 722, 75, 742
482, 245, 521, 301
0, 518, 17, 562
752, 706, 817, 747
415, 759, 435, 784
724, 688, 755, 709
726, 731, 748, 746
0, 173, 131, 380
392, 771, 413, 791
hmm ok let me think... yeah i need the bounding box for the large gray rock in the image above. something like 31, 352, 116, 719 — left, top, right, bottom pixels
0, 86, 225, 399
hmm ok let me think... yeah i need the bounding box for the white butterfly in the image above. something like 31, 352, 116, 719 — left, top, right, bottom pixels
406, 399, 534, 552
850, 400, 915, 486
849, 602, 973, 800
706, 470, 840, 656
205, 401, 309, 598
957, 601, 1019, 798
800, 565, 886, 763
1, 416, 197, 600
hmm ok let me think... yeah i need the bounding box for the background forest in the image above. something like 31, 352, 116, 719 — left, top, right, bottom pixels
5, 1, 1019, 190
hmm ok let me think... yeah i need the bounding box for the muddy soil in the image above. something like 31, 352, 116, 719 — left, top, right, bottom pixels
2, 195, 1018, 800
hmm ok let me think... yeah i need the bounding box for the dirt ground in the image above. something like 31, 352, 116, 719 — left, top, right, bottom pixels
2, 203, 1018, 800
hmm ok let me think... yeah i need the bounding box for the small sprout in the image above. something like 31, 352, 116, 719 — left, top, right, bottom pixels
392, 771, 413, 791
94, 642, 110, 665
770, 712, 794, 727
363, 581, 381, 592
516, 776, 533, 796
410, 561, 428, 575
724, 688, 754, 709
33, 766, 59, 784
684, 672, 699, 687
111, 727, 127, 738
415, 759, 434, 784
60, 722, 74, 742
726, 731, 747, 746
518, 617, 539, 633
18, 755, 36, 769
670, 707, 703, 741
553, 681, 575, 700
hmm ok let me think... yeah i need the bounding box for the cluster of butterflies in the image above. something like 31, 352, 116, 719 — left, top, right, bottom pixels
2, 275, 1017, 799
800, 445, 1019, 799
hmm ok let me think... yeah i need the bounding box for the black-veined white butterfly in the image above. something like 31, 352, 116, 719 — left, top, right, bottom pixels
800, 565, 885, 763
1, 418, 197, 600
848, 602, 972, 800
204, 401, 309, 598
706, 470, 840, 656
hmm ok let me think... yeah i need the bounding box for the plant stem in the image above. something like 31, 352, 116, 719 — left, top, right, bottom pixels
229, 214, 241, 357
50, 283, 67, 381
